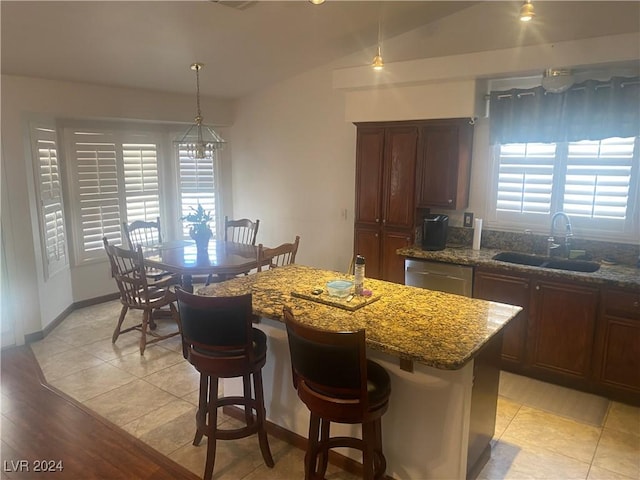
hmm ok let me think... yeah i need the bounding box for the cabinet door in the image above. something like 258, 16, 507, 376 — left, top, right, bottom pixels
381, 229, 413, 284
529, 280, 599, 380
473, 269, 530, 367
382, 127, 418, 229
416, 120, 473, 209
355, 127, 384, 225
593, 288, 640, 396
354, 226, 381, 280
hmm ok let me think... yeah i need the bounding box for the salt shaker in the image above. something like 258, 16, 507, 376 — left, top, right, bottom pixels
354, 255, 365, 295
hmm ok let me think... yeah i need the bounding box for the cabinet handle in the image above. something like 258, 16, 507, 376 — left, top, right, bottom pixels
382, 219, 386, 224
634, 301, 639, 308
375, 233, 379, 238
448, 199, 453, 204
535, 285, 540, 291
376, 218, 380, 223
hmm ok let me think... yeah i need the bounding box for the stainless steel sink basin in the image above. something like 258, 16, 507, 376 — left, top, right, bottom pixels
492, 252, 600, 273
492, 252, 546, 267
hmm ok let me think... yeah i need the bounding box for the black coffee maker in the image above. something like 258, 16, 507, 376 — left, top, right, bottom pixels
422, 214, 449, 251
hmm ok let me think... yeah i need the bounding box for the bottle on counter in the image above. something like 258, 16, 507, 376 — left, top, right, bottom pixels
354, 255, 365, 295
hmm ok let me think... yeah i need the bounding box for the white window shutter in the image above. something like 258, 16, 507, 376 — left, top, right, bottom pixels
497, 143, 556, 215
31, 125, 68, 278
563, 137, 635, 220
178, 145, 218, 239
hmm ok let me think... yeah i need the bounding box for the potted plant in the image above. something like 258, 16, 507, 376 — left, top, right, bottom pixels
182, 203, 213, 253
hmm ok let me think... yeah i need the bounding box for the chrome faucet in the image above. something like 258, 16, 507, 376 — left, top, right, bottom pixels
547, 212, 573, 257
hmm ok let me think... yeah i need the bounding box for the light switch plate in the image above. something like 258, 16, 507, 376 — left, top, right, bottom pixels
463, 212, 474, 228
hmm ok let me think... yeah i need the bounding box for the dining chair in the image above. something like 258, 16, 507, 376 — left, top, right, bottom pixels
175, 288, 274, 480
123, 217, 163, 249
283, 306, 391, 480
256, 235, 300, 272
123, 217, 179, 285
204, 216, 260, 285
224, 216, 260, 245
102, 237, 181, 355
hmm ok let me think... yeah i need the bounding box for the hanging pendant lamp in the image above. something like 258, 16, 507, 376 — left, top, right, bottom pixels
178, 63, 225, 160
519, 0, 535, 22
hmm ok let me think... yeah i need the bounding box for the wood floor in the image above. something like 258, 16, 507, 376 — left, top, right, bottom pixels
0, 345, 200, 480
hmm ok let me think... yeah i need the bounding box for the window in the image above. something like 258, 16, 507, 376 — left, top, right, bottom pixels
493, 136, 639, 239
30, 125, 68, 278
65, 128, 161, 263
177, 144, 219, 239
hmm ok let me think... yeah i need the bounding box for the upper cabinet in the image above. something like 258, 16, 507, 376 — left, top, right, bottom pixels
355, 125, 418, 229
415, 118, 474, 210
354, 123, 418, 282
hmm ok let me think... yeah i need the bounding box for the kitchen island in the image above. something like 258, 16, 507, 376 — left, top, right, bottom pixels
199, 264, 522, 479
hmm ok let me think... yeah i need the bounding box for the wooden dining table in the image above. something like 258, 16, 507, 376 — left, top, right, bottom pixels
143, 239, 260, 292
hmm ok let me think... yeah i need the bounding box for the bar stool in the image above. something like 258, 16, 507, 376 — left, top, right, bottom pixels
283, 306, 391, 480
176, 289, 274, 480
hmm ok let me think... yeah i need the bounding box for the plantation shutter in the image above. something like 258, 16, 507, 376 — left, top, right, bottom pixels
497, 143, 556, 214
123, 143, 160, 222
177, 144, 218, 239
31, 125, 68, 278
562, 137, 635, 220
66, 128, 161, 262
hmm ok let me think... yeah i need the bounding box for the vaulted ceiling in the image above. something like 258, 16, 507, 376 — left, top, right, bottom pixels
2, 1, 639, 99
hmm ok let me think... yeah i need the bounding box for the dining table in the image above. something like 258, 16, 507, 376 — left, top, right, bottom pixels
142, 239, 261, 291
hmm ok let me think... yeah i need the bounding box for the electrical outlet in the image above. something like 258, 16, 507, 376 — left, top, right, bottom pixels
463, 212, 474, 228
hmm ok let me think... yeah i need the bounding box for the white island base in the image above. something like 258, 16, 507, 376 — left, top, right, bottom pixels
225, 318, 502, 480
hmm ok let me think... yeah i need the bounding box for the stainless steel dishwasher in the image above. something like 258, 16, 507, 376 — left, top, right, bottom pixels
405, 258, 473, 297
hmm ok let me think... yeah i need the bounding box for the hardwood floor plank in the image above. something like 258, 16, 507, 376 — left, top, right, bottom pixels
0, 346, 200, 480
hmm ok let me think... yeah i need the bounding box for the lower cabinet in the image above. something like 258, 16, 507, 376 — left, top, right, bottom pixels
528, 279, 599, 386
592, 288, 640, 403
354, 226, 412, 284
473, 270, 529, 369
474, 267, 639, 404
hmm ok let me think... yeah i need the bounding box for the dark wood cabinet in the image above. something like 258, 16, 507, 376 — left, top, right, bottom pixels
473, 269, 530, 369
528, 280, 599, 384
354, 123, 417, 282
416, 119, 473, 210
593, 288, 640, 401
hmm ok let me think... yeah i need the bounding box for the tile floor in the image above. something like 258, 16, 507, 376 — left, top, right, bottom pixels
29, 300, 639, 480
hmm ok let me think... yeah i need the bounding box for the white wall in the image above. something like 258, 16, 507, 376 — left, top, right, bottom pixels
231, 66, 355, 274
1, 75, 233, 340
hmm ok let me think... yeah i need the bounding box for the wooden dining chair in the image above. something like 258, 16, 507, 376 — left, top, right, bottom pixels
256, 235, 300, 272
123, 217, 163, 249
205, 216, 261, 285
102, 237, 181, 355
123, 217, 179, 285
283, 306, 391, 479
224, 216, 260, 245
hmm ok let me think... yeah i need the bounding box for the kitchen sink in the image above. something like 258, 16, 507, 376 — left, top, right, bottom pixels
492, 252, 600, 273
492, 252, 546, 267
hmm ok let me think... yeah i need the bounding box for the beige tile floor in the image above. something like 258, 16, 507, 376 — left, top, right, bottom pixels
30, 300, 640, 480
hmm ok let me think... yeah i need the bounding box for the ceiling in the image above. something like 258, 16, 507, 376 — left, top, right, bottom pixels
2, 1, 639, 100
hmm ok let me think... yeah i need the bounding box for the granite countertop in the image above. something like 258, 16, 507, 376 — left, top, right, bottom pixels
198, 264, 522, 370
398, 246, 640, 290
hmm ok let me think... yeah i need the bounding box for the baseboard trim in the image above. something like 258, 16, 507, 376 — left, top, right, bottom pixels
22, 293, 120, 345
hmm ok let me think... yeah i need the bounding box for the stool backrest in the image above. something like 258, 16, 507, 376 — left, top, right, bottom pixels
176, 289, 256, 375
283, 306, 368, 417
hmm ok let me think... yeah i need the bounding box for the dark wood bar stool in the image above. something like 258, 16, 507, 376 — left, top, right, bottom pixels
176, 289, 274, 480
283, 306, 391, 480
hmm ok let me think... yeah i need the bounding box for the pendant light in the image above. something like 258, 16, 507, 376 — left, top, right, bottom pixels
519, 0, 535, 22
372, 18, 384, 70
178, 63, 225, 160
